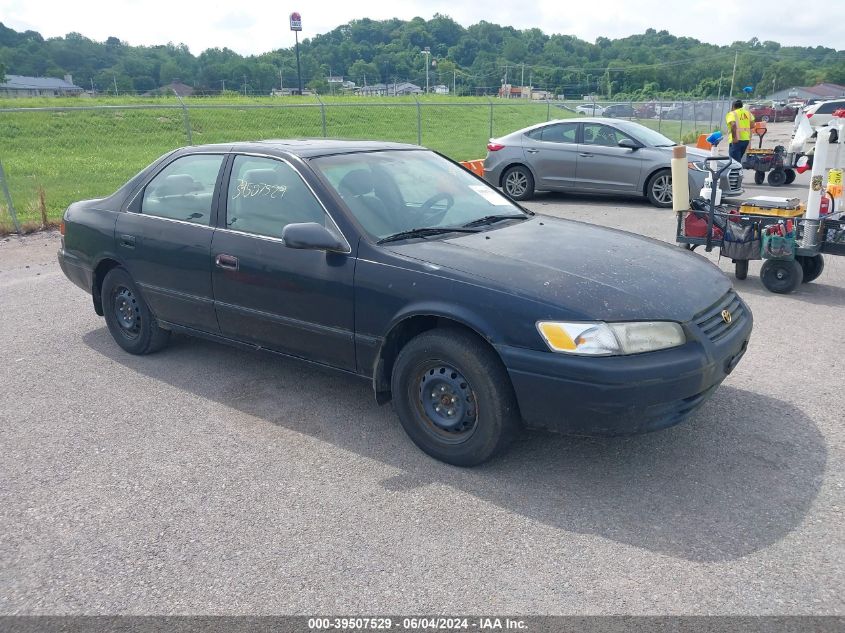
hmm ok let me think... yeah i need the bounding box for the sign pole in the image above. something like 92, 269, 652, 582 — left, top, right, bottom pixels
290, 12, 303, 95
295, 31, 302, 95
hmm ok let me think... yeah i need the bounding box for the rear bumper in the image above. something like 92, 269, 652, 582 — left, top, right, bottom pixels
496, 305, 752, 436
58, 248, 93, 294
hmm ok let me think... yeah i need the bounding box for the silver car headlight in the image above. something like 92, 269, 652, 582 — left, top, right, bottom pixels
536, 321, 686, 356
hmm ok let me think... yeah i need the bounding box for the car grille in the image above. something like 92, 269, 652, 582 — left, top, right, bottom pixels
727, 168, 741, 191
693, 290, 747, 343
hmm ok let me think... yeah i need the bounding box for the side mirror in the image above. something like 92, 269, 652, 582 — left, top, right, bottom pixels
282, 222, 347, 253
618, 138, 641, 150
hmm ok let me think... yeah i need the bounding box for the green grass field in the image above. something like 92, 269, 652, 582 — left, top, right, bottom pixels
0, 95, 700, 233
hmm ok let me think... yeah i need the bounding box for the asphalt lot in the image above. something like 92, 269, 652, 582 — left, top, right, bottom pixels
0, 172, 843, 615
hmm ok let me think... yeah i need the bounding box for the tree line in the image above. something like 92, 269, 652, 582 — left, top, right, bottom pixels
1, 16, 843, 98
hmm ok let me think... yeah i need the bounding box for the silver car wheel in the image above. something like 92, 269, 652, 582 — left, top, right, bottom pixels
505, 171, 528, 197
651, 174, 672, 205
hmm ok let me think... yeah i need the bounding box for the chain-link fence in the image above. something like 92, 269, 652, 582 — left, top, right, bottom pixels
0, 98, 743, 232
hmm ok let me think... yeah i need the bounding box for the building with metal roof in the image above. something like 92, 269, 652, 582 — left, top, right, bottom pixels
0, 74, 84, 97
766, 82, 845, 102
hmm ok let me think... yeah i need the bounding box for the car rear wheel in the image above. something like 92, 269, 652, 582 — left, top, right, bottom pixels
734, 259, 749, 280
646, 169, 673, 208
502, 165, 535, 201
102, 267, 170, 355
784, 169, 796, 185
390, 329, 520, 466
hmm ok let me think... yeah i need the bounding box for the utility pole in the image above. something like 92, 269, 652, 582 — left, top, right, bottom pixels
521, 63, 524, 90
422, 47, 431, 94
112, 73, 118, 96
728, 51, 738, 100
243, 74, 247, 96
222, 79, 225, 93
453, 68, 456, 96
279, 68, 283, 91
504, 65, 508, 98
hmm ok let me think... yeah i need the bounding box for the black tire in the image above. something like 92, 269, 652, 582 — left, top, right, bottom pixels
784, 169, 796, 185
390, 328, 520, 467
101, 267, 170, 355
734, 259, 749, 280
760, 259, 803, 294
754, 171, 765, 185
645, 169, 673, 208
501, 165, 535, 201
767, 169, 787, 186
797, 254, 824, 283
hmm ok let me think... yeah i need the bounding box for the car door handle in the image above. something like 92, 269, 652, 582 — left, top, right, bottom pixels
526, 149, 540, 154
579, 152, 594, 157
215, 254, 239, 271
119, 234, 136, 248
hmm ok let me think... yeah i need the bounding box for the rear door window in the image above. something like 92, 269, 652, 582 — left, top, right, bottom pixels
141, 154, 224, 225
530, 123, 578, 144
816, 101, 844, 114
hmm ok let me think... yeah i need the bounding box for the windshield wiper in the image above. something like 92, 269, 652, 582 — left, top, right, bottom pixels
377, 226, 480, 245
462, 214, 528, 228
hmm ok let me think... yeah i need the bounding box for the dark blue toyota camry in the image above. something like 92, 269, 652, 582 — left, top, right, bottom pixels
58, 140, 752, 466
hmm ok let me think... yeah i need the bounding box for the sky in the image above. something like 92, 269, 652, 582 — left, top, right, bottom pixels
1, 0, 842, 55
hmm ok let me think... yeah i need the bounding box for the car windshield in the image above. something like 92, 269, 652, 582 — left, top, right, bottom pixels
616, 122, 676, 147
311, 150, 528, 240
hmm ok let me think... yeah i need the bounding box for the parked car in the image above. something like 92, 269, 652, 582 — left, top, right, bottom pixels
602, 103, 636, 118
576, 103, 605, 115
748, 102, 798, 122
58, 140, 752, 466
634, 103, 656, 119
483, 118, 744, 206
804, 98, 845, 128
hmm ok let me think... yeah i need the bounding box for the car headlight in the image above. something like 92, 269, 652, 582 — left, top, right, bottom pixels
688, 161, 707, 172
536, 321, 686, 356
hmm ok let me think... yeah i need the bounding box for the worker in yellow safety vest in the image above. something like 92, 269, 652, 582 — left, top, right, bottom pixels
725, 99, 755, 162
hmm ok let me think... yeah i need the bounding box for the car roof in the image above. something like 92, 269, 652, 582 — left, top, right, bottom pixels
178, 139, 424, 158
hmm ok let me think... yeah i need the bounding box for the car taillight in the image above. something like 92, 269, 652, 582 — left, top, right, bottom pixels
487, 142, 505, 151
806, 112, 813, 118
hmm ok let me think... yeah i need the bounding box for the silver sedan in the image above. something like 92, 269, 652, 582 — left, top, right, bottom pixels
483, 118, 743, 207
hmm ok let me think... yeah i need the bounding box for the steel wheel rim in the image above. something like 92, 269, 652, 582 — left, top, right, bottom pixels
652, 175, 672, 204
414, 363, 478, 444
112, 286, 141, 339
505, 171, 528, 197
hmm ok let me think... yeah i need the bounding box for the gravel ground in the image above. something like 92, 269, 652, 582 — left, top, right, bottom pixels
0, 166, 843, 615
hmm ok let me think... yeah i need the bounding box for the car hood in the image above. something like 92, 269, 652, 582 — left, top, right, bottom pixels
387, 217, 731, 323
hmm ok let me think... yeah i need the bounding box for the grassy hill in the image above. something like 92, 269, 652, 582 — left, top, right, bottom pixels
0, 95, 690, 232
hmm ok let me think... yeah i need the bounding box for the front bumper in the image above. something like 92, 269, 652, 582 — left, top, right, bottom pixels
496, 293, 753, 436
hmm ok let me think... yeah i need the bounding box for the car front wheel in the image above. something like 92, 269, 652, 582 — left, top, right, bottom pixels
102, 267, 170, 355
502, 165, 535, 201
390, 329, 520, 466
646, 169, 673, 208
